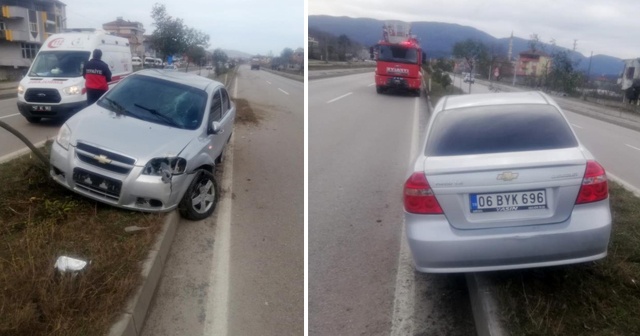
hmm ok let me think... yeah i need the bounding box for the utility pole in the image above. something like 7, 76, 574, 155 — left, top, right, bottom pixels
586, 51, 593, 81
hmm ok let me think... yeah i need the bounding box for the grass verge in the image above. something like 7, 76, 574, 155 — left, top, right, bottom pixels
491, 182, 640, 336
0, 144, 164, 336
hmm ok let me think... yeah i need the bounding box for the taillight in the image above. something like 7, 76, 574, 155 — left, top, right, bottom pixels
404, 172, 443, 214
576, 160, 608, 204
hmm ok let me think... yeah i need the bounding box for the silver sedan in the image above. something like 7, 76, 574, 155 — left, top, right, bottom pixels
404, 91, 611, 273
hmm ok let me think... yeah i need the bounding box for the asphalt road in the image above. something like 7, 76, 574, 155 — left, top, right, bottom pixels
140, 65, 304, 336
450, 74, 640, 190
309, 73, 475, 335
0, 96, 61, 158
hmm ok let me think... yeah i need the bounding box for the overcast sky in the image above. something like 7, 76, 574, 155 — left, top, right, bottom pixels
61, 0, 303, 56
309, 0, 640, 60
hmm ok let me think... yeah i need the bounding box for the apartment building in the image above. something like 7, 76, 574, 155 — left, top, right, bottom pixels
0, 0, 66, 80
102, 17, 145, 58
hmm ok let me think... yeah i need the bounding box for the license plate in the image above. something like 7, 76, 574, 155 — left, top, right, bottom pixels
72, 168, 122, 195
31, 105, 51, 111
470, 190, 547, 213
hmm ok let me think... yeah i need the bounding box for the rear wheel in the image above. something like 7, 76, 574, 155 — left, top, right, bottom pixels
179, 169, 218, 220
25, 116, 41, 123
376, 86, 383, 94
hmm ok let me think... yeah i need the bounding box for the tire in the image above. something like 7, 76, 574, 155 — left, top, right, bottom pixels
376, 86, 383, 94
25, 116, 41, 123
415, 89, 421, 97
179, 169, 218, 220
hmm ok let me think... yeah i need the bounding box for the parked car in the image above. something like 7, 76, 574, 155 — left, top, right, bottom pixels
404, 91, 611, 272
463, 74, 475, 83
50, 69, 236, 220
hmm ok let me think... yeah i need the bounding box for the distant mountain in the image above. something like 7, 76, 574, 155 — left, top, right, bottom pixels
219, 49, 253, 59
309, 15, 624, 76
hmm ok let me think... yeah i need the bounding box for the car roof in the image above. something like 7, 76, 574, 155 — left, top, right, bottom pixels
133, 69, 221, 91
440, 91, 553, 111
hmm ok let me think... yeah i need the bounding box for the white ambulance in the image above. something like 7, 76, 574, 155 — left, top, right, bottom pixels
17, 29, 132, 122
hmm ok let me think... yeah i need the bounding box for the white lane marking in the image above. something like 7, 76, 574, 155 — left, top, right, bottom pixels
326, 92, 353, 104
626, 144, 640, 151
203, 133, 235, 336
233, 76, 238, 98
278, 88, 289, 95
266, 81, 272, 84
0, 113, 20, 120
571, 123, 583, 129
390, 97, 420, 336
368, 83, 375, 87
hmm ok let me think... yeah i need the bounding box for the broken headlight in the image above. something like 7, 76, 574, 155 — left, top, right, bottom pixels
142, 157, 187, 179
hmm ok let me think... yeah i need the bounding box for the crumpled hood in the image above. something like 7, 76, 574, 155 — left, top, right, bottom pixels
66, 104, 196, 165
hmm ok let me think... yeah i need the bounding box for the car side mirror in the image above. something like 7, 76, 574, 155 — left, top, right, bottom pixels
211, 121, 223, 134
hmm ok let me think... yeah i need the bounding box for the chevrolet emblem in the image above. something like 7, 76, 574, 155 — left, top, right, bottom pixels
497, 171, 519, 181
95, 154, 112, 164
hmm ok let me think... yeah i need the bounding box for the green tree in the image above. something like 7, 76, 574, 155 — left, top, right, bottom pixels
547, 50, 582, 94
280, 48, 294, 65
149, 4, 187, 61
149, 3, 209, 65
212, 48, 228, 75
186, 45, 206, 67
337, 34, 351, 61
452, 39, 487, 76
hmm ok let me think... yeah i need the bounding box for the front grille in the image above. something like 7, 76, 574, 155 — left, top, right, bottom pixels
24, 88, 61, 103
75, 142, 136, 174
72, 167, 122, 201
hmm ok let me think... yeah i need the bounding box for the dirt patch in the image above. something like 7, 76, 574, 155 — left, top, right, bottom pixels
235, 98, 261, 125
491, 182, 640, 335
0, 144, 164, 336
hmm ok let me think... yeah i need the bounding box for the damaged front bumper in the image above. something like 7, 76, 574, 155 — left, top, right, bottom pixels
49, 140, 194, 212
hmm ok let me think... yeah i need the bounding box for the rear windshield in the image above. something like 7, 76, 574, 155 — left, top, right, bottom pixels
377, 45, 418, 64
426, 104, 578, 156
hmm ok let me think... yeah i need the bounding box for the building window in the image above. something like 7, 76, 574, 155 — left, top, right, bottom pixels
0, 22, 5, 31
21, 43, 40, 59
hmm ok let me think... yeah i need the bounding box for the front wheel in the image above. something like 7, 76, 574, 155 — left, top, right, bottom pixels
376, 86, 383, 94
179, 169, 218, 220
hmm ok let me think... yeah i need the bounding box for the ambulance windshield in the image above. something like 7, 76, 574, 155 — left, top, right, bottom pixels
28, 51, 91, 78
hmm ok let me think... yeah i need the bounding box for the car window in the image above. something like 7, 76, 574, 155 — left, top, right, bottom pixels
209, 90, 222, 123
221, 89, 230, 116
98, 74, 207, 130
426, 104, 579, 156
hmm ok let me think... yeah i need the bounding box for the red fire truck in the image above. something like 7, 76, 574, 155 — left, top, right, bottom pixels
374, 22, 423, 96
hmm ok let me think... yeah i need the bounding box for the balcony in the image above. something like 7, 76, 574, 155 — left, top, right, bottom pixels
0, 29, 31, 42
1, 6, 27, 19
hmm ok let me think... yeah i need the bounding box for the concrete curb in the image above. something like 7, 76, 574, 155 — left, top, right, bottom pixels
261, 68, 304, 82
308, 67, 374, 80
0, 92, 15, 100
0, 139, 48, 164
108, 211, 179, 336
466, 273, 507, 336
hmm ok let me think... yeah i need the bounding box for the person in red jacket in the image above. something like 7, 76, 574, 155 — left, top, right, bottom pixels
82, 49, 112, 105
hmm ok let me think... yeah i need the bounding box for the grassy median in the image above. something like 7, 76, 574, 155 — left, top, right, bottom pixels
0, 144, 164, 335
492, 182, 640, 335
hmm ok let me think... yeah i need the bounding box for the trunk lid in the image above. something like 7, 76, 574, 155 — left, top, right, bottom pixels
424, 148, 587, 229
